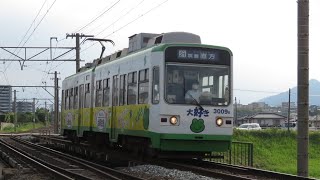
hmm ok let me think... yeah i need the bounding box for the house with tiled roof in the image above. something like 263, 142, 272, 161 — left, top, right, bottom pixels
237, 112, 287, 127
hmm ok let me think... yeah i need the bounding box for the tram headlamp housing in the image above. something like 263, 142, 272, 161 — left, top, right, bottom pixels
170, 116, 178, 125
216, 117, 223, 126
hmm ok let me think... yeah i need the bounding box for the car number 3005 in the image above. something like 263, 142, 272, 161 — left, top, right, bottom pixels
213, 109, 231, 114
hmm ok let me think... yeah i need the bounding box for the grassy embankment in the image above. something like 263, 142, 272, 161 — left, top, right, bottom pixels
233, 129, 320, 179
0, 122, 46, 133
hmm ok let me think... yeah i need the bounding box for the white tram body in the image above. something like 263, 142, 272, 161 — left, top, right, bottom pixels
62, 32, 233, 155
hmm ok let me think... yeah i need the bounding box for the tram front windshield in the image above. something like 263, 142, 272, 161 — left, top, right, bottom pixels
165, 64, 230, 106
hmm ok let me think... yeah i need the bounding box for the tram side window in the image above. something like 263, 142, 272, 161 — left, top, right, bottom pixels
62, 90, 65, 110
112, 76, 119, 106
138, 69, 149, 104
103, 78, 110, 106
85, 83, 90, 108
74, 87, 79, 109
65, 90, 69, 110
127, 72, 137, 105
79, 84, 84, 109
119, 74, 127, 106
69, 88, 74, 109
95, 80, 102, 107
152, 67, 159, 104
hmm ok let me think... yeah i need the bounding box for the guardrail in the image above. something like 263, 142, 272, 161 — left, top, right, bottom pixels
208, 141, 253, 167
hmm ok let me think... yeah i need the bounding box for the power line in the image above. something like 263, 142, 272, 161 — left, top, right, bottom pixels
75, 0, 121, 33
40, 0, 169, 77
78, 0, 169, 57
2, 0, 48, 84
15, 0, 48, 50
94, 0, 145, 36
20, 0, 58, 48
3, 0, 58, 73
103, 0, 168, 38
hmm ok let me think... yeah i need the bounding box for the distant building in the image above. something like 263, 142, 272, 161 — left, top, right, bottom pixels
16, 101, 33, 113
281, 102, 297, 110
0, 85, 12, 113
245, 102, 269, 110
237, 112, 287, 127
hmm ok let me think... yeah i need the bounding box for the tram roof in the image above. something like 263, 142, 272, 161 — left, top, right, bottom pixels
63, 43, 232, 80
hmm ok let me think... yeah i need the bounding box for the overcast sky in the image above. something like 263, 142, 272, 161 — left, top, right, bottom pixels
0, 0, 319, 106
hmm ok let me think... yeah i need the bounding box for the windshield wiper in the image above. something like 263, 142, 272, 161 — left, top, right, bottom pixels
187, 92, 204, 111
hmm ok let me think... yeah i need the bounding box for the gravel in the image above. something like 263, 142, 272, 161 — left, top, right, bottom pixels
119, 165, 220, 180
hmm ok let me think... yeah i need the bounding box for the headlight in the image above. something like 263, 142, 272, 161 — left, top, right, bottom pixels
216, 117, 223, 126
170, 116, 178, 125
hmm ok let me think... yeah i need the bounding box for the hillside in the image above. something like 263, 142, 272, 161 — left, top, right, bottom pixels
258, 79, 320, 106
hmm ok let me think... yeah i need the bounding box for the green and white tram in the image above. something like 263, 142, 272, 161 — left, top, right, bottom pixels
61, 32, 233, 157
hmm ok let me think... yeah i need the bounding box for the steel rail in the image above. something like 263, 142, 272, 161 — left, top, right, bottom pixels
178, 159, 317, 180
0, 138, 73, 180
13, 136, 144, 180
147, 160, 253, 180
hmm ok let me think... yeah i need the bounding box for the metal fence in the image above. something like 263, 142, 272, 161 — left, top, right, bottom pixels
208, 141, 253, 166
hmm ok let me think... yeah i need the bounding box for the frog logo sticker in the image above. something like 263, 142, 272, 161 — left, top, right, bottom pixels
66, 112, 73, 129
96, 110, 107, 131
190, 118, 205, 133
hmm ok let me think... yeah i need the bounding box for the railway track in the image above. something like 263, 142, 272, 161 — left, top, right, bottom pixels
0, 137, 72, 180
148, 159, 317, 180
1, 136, 145, 180
33, 135, 317, 180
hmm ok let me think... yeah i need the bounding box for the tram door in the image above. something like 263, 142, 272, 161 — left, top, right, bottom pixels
111, 75, 119, 140
78, 84, 84, 135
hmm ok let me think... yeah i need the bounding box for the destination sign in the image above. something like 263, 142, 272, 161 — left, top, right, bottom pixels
177, 49, 216, 60
165, 46, 231, 65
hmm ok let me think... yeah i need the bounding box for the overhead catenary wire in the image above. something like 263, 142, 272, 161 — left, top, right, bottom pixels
77, 0, 169, 58
74, 0, 121, 33
103, 0, 168, 38
3, 0, 58, 73
94, 0, 145, 37
2, 0, 48, 84
58, 0, 121, 54
59, 0, 168, 69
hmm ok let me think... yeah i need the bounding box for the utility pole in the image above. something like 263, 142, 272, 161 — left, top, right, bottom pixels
13, 90, 17, 132
66, 33, 94, 73
33, 98, 36, 129
287, 89, 291, 132
235, 97, 237, 126
297, 0, 309, 177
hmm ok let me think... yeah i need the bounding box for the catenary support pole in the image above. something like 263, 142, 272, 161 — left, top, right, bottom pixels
54, 71, 59, 134
13, 90, 17, 132
33, 98, 36, 129
45, 101, 47, 127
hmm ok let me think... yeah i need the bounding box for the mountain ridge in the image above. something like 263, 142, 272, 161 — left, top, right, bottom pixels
258, 79, 320, 106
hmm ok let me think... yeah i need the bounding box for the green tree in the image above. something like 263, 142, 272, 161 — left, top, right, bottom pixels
4, 112, 14, 123
36, 108, 48, 123
17, 112, 33, 123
